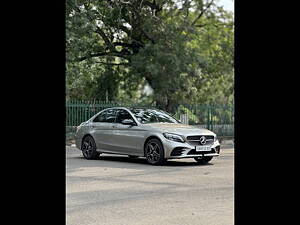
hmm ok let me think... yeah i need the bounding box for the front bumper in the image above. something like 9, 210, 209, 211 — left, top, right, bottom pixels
163, 139, 221, 159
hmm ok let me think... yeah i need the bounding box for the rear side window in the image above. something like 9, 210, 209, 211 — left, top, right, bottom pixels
116, 109, 134, 123
93, 111, 106, 122
93, 109, 117, 123
105, 109, 117, 123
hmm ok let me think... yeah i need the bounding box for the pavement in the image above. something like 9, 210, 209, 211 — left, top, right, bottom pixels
66, 145, 234, 225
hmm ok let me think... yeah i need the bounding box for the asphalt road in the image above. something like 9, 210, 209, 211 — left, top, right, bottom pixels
66, 146, 234, 225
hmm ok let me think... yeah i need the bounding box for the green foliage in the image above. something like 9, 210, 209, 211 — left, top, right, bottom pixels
66, 0, 234, 109
173, 105, 199, 124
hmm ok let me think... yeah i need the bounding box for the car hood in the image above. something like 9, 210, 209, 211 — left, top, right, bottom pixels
144, 123, 215, 136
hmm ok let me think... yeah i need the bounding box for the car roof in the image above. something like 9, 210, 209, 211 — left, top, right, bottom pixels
103, 107, 160, 111
128, 107, 160, 110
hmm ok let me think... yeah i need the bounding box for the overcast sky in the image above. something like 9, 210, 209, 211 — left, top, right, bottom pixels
217, 0, 234, 12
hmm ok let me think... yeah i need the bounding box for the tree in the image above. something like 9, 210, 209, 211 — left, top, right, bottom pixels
66, 0, 234, 110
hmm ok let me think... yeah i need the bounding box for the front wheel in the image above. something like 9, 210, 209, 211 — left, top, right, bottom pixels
81, 136, 100, 160
145, 139, 166, 165
194, 156, 213, 164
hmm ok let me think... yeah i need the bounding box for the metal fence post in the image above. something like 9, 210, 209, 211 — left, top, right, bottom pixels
206, 105, 210, 130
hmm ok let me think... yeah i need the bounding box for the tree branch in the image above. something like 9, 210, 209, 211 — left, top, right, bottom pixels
113, 42, 135, 48
94, 26, 115, 51
191, 0, 214, 26
195, 23, 209, 28
95, 61, 130, 66
141, 29, 155, 44
142, 0, 162, 12
77, 51, 130, 62
117, 25, 131, 34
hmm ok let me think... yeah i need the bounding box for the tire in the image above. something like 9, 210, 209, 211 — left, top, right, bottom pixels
194, 156, 213, 164
81, 136, 100, 160
144, 138, 166, 165
128, 155, 139, 159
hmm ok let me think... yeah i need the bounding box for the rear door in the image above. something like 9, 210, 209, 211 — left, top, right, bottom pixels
111, 109, 146, 155
90, 109, 118, 151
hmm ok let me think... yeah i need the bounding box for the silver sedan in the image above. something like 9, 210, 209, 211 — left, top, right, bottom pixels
75, 107, 220, 165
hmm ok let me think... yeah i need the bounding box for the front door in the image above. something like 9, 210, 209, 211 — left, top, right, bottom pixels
111, 109, 145, 155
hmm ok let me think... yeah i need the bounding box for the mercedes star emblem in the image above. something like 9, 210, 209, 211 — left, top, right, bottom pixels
199, 136, 206, 145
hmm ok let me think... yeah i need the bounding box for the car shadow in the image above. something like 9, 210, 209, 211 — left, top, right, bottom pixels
69, 154, 213, 167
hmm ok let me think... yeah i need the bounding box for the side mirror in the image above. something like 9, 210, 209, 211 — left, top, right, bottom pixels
121, 119, 135, 126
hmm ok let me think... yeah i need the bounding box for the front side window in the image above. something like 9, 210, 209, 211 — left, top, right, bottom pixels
93, 109, 117, 123
116, 109, 134, 123
129, 108, 179, 124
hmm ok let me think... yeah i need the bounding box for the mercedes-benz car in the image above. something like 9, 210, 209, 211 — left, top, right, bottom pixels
75, 107, 220, 165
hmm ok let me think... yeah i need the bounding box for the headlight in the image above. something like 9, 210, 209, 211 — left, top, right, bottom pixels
163, 133, 185, 143
214, 135, 218, 142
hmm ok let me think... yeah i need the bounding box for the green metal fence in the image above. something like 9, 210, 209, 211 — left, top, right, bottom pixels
172, 104, 234, 137
66, 100, 234, 139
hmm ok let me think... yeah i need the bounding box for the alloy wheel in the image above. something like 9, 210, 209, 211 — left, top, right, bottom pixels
82, 136, 96, 158
146, 141, 161, 164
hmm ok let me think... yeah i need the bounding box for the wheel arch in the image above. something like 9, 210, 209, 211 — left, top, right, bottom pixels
143, 135, 164, 157
80, 134, 96, 150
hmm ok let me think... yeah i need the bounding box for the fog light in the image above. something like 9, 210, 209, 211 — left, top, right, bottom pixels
171, 147, 186, 156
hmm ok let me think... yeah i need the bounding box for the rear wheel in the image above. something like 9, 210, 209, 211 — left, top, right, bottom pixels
194, 156, 213, 164
81, 136, 100, 159
145, 139, 166, 165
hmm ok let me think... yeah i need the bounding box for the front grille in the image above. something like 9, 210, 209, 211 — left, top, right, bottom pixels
187, 148, 216, 155
186, 135, 214, 146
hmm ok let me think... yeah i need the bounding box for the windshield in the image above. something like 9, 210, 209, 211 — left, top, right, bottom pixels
129, 108, 179, 124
